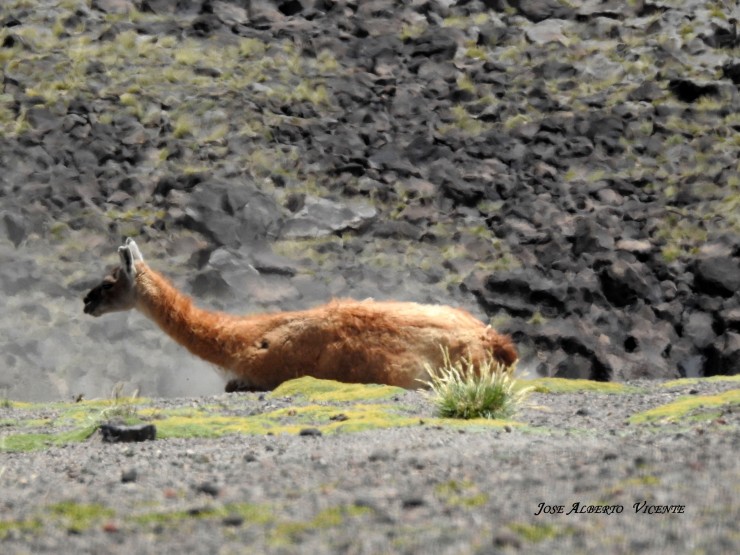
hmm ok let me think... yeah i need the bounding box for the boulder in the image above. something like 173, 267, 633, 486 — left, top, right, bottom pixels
181, 180, 282, 247
693, 257, 740, 297
281, 197, 376, 239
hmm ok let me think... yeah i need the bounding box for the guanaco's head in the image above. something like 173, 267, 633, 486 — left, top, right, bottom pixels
83, 238, 144, 317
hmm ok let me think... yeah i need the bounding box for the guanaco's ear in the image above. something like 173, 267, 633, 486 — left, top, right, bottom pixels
125, 238, 144, 262
118, 244, 136, 281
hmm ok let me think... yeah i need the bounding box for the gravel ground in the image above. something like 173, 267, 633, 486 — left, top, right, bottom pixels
1, 376, 737, 554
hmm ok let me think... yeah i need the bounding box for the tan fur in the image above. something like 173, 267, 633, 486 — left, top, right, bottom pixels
84, 241, 517, 391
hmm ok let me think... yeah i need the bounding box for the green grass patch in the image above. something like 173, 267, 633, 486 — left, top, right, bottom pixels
0, 393, 149, 452
269, 376, 403, 403
434, 480, 488, 508
0, 517, 43, 539
523, 378, 640, 394
660, 376, 740, 389
57, 397, 148, 422
438, 105, 488, 136
152, 402, 421, 439
132, 502, 272, 527
0, 426, 98, 452
106, 207, 166, 225
48, 502, 115, 533
433, 417, 523, 431
146, 380, 521, 440
602, 474, 662, 500
136, 502, 372, 547
502, 113, 532, 131
1, 400, 34, 409
509, 522, 575, 543
270, 505, 371, 547
629, 390, 739, 425
620, 475, 660, 487
399, 22, 428, 41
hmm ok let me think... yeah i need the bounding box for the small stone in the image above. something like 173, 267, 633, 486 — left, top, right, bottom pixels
525, 19, 571, 46
222, 514, 244, 527
282, 197, 377, 239
121, 468, 137, 483
615, 239, 653, 254
195, 482, 220, 497
493, 531, 522, 548
102, 521, 120, 533
368, 449, 392, 462
401, 496, 424, 509
299, 427, 322, 437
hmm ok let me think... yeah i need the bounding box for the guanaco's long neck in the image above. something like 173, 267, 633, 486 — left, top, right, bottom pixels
133, 264, 244, 370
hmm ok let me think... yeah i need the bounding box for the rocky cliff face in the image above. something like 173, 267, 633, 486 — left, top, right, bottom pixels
1, 0, 738, 400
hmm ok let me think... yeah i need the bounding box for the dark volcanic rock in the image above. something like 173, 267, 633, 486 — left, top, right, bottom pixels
692, 257, 740, 298
683, 311, 716, 350
2, 212, 27, 247
509, 0, 575, 22
701, 18, 739, 49
598, 258, 659, 307
281, 197, 376, 239
249, 249, 298, 277
668, 79, 720, 103
629, 80, 664, 102
189, 267, 233, 297
409, 28, 460, 61
723, 62, 740, 85
572, 217, 615, 255
180, 180, 282, 247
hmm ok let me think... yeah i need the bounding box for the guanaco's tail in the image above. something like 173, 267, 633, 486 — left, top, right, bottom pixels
487, 327, 518, 368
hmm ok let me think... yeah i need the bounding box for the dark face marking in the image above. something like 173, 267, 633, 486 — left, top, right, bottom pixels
83, 266, 136, 317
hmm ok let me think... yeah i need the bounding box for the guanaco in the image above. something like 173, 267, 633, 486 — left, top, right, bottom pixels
83, 239, 517, 391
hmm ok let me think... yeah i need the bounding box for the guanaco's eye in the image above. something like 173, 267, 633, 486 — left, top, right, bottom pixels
102, 282, 114, 290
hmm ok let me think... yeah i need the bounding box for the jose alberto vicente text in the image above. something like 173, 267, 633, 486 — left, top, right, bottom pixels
534, 501, 685, 516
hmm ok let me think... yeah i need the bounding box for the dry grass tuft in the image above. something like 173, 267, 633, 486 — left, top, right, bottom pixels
420, 348, 531, 419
